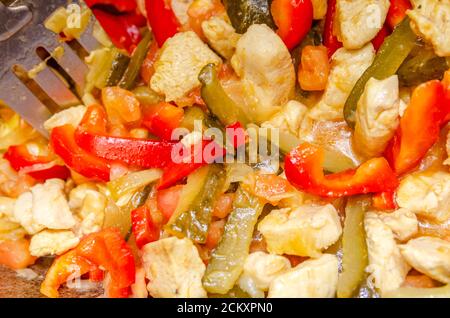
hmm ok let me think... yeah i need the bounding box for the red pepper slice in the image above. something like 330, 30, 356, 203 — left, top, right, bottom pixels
76, 228, 135, 291
145, 0, 181, 47
91, 9, 146, 54
51, 125, 111, 182
372, 191, 398, 210
271, 0, 314, 50
131, 205, 160, 249
385, 80, 448, 175
40, 250, 97, 298
387, 0, 411, 30
141, 102, 184, 140
4, 144, 70, 181
323, 0, 342, 58
84, 0, 137, 12
285, 143, 398, 198
75, 105, 176, 168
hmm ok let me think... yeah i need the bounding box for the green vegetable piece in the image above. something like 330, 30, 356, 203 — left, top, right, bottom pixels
337, 196, 371, 298
343, 17, 417, 128
223, 0, 276, 34
119, 32, 153, 90
199, 64, 251, 127
106, 50, 131, 87
203, 187, 264, 294
166, 164, 226, 243
398, 45, 450, 87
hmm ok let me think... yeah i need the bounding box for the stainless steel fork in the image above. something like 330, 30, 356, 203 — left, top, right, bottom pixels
0, 0, 99, 136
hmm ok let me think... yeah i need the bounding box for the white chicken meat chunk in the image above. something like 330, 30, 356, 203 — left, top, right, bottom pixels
29, 229, 79, 257
142, 237, 207, 298
13, 192, 44, 235
337, 0, 390, 49
396, 171, 450, 222
0, 196, 16, 220
311, 0, 328, 20
353, 76, 401, 158
202, 16, 241, 60
268, 254, 338, 298
231, 24, 296, 124
30, 179, 76, 230
261, 100, 308, 138
378, 208, 418, 242
364, 212, 410, 296
43, 105, 87, 133
171, 0, 194, 25
150, 31, 222, 102
238, 252, 291, 298
308, 44, 375, 121
258, 204, 342, 258
400, 236, 450, 284
407, 0, 450, 57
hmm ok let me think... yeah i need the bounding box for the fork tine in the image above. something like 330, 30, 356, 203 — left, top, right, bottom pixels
0, 71, 52, 137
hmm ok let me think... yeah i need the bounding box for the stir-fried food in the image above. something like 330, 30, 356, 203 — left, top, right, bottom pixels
0, 0, 449, 298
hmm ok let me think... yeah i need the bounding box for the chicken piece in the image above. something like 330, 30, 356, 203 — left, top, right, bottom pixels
13, 192, 44, 235
353, 76, 401, 158
337, 0, 390, 49
268, 254, 338, 298
396, 171, 450, 222
364, 212, 410, 295
261, 100, 308, 138
43, 105, 87, 133
69, 184, 106, 236
150, 31, 221, 102
407, 0, 450, 57
202, 16, 241, 60
29, 229, 79, 257
30, 179, 76, 230
171, 0, 194, 25
378, 208, 418, 242
142, 237, 207, 298
238, 252, 291, 297
400, 236, 450, 284
308, 44, 376, 121
231, 24, 296, 124
258, 204, 342, 258
311, 0, 328, 20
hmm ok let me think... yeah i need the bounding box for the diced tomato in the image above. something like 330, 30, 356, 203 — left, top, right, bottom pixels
298, 45, 330, 91
142, 102, 184, 140
140, 41, 160, 85
246, 174, 294, 205
205, 220, 225, 250
102, 87, 142, 126
213, 193, 234, 219
156, 185, 183, 222
0, 239, 37, 270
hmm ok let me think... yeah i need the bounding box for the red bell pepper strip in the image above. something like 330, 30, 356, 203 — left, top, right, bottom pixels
387, 0, 411, 30
84, 0, 137, 12
323, 0, 342, 58
271, 0, 314, 50
40, 250, 97, 298
76, 228, 135, 293
41, 228, 135, 298
91, 8, 146, 54
371, 24, 390, 51
372, 191, 398, 210
285, 143, 398, 198
51, 125, 111, 182
131, 205, 160, 249
385, 80, 448, 175
4, 144, 70, 181
145, 0, 181, 47
142, 102, 184, 140
75, 105, 176, 168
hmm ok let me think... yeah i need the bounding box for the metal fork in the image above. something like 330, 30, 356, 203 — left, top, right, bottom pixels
0, 0, 100, 137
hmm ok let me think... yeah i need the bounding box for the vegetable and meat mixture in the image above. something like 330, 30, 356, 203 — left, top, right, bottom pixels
0, 0, 449, 298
